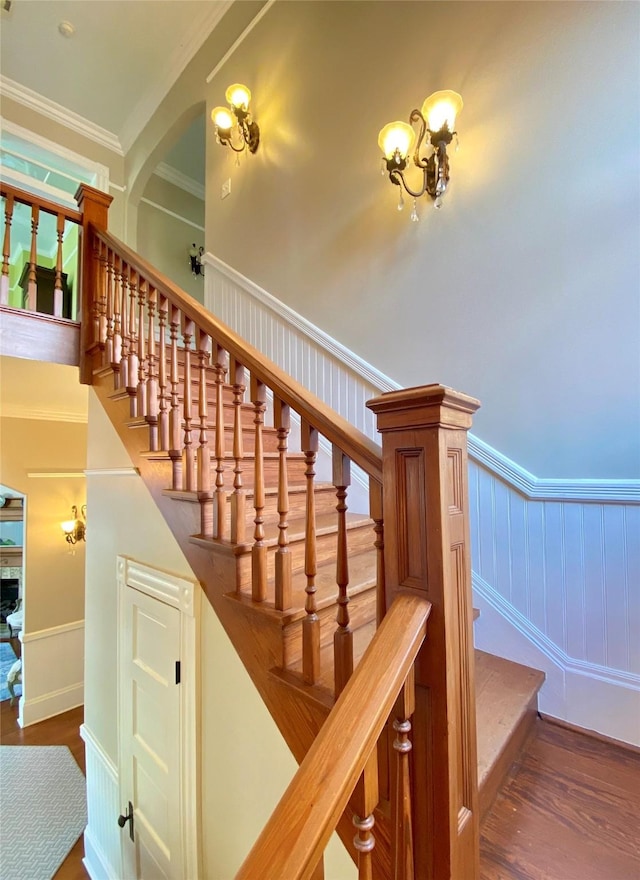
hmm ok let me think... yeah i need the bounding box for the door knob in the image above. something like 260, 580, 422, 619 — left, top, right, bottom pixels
118, 801, 135, 841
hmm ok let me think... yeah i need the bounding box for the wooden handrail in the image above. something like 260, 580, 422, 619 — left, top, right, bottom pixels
235, 592, 431, 880
0, 182, 83, 225
92, 226, 383, 483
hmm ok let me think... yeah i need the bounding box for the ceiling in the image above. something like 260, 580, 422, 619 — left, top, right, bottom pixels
0, 0, 230, 156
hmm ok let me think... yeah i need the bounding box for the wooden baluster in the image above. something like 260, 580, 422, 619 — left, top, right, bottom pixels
104, 247, 115, 370
301, 420, 320, 685
136, 277, 148, 419
333, 447, 353, 697
197, 330, 213, 538
26, 204, 39, 311
145, 286, 159, 451
89, 235, 104, 339
391, 669, 416, 880
250, 377, 267, 602
119, 263, 130, 390
53, 213, 66, 318
95, 239, 108, 346
168, 304, 183, 490
182, 315, 195, 492
111, 255, 123, 388
157, 294, 169, 450
229, 358, 246, 545
370, 479, 386, 626
353, 750, 379, 880
213, 344, 228, 539
1, 193, 14, 305
274, 398, 291, 611
127, 268, 139, 416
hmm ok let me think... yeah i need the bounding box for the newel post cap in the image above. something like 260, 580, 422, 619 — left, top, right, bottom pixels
74, 184, 113, 230
366, 383, 480, 432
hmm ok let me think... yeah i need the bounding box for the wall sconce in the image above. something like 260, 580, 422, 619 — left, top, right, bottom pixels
379, 90, 463, 221
61, 505, 86, 545
188, 243, 204, 277
211, 83, 260, 154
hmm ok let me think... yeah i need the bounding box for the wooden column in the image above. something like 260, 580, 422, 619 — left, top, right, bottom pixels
75, 184, 113, 384
367, 384, 481, 880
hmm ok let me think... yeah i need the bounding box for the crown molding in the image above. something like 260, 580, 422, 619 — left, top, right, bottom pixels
140, 197, 205, 233
3, 404, 87, 424
0, 76, 123, 155
119, 0, 234, 154
206, 0, 276, 84
155, 163, 205, 201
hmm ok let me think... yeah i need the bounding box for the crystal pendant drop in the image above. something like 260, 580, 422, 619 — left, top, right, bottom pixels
455, 133, 460, 153
434, 196, 443, 210
235, 151, 241, 167
380, 158, 386, 177
410, 199, 419, 222
397, 189, 405, 212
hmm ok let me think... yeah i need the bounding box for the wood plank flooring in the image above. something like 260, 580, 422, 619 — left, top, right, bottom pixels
480, 718, 640, 880
0, 700, 88, 879
2, 702, 638, 879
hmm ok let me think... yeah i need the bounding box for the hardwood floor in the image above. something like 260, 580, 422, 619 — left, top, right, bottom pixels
2, 704, 638, 880
480, 718, 640, 880
0, 699, 88, 879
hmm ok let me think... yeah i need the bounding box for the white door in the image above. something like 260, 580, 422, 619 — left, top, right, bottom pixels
119, 584, 183, 880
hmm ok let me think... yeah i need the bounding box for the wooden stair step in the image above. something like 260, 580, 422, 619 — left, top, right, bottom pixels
475, 649, 545, 817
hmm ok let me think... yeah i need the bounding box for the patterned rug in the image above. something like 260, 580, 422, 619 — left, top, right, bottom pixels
0, 641, 20, 702
0, 746, 87, 879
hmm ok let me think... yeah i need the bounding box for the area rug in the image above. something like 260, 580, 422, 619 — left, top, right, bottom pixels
0, 746, 87, 879
0, 641, 20, 702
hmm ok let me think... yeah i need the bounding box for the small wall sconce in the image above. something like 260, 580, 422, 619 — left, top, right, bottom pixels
61, 505, 86, 545
188, 244, 205, 277
211, 83, 260, 154
379, 90, 463, 220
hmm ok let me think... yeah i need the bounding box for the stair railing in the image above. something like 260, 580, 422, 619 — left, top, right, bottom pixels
1, 183, 83, 318
236, 591, 431, 880
0, 183, 481, 878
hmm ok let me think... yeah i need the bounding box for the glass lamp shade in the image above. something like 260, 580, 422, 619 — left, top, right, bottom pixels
61, 519, 76, 535
378, 121, 415, 161
212, 106, 234, 132
225, 83, 251, 110
421, 90, 463, 133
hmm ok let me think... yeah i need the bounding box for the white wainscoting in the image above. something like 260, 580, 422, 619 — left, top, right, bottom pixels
19, 619, 84, 728
81, 724, 123, 880
204, 254, 640, 745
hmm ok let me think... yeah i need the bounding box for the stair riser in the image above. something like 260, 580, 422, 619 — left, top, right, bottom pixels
219, 486, 339, 534
282, 587, 377, 670
234, 522, 376, 590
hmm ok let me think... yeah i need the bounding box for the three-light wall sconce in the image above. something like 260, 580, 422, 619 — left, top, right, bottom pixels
211, 84, 260, 155
61, 505, 86, 545
378, 90, 463, 221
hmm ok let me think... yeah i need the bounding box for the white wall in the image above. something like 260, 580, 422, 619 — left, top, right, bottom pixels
204, 0, 640, 481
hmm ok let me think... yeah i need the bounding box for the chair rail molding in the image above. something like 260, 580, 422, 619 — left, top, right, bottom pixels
204, 253, 640, 744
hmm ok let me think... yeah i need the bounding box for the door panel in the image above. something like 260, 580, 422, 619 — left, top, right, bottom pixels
120, 586, 182, 879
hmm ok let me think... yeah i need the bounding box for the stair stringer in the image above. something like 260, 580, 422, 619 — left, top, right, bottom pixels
91, 372, 395, 876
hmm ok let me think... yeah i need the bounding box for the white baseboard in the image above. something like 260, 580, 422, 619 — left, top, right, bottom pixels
83, 829, 116, 880
19, 620, 84, 727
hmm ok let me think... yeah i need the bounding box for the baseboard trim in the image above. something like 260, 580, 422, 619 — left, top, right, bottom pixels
20, 682, 83, 727
540, 713, 640, 755
83, 828, 116, 880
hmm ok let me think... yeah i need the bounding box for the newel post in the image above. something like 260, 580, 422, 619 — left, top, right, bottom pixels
75, 184, 113, 385
367, 384, 480, 880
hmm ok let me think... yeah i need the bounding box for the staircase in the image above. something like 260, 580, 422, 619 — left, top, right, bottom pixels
1, 182, 544, 879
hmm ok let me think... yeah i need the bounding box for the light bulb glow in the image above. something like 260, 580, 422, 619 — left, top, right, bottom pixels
61, 520, 76, 534
225, 83, 251, 110
211, 106, 234, 131
378, 121, 415, 161
421, 90, 463, 133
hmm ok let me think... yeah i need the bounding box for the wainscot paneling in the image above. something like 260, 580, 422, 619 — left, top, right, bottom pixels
204, 254, 640, 745
81, 724, 123, 880
19, 619, 84, 727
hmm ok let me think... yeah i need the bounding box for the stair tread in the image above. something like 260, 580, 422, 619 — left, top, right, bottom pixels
475, 649, 545, 787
